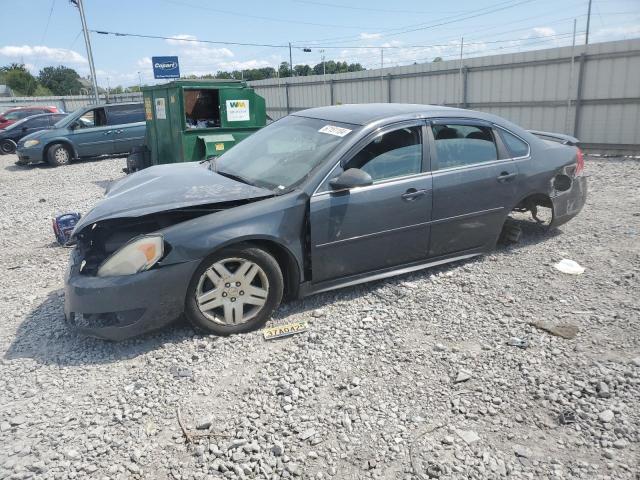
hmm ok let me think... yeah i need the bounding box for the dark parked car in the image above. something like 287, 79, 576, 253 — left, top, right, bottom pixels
0, 105, 62, 130
0, 113, 67, 154
65, 104, 587, 340
16, 102, 145, 166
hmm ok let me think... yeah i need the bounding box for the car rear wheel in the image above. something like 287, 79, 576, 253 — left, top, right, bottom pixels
0, 139, 16, 155
185, 245, 284, 336
47, 143, 71, 166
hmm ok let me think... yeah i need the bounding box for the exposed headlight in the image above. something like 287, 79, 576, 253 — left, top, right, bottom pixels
23, 139, 40, 148
97, 235, 164, 277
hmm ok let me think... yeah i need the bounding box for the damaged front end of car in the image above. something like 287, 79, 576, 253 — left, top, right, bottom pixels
64, 163, 277, 340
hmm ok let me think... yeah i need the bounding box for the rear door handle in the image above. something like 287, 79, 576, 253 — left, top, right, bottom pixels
497, 171, 517, 183
115, 129, 123, 134
401, 188, 429, 201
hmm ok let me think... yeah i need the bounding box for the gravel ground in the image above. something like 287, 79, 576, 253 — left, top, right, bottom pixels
0, 153, 638, 480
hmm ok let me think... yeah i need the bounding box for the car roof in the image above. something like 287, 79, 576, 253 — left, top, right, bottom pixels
293, 103, 501, 126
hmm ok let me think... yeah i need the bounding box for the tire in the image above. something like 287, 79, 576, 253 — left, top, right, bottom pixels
0, 139, 16, 155
46, 143, 72, 166
499, 219, 522, 244
185, 245, 284, 336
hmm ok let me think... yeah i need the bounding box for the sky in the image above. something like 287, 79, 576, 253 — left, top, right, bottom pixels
0, 0, 639, 87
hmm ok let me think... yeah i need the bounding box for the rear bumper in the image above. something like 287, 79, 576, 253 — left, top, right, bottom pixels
550, 176, 587, 227
64, 248, 199, 341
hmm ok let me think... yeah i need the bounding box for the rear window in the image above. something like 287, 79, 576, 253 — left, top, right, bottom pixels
499, 129, 530, 157
107, 104, 145, 125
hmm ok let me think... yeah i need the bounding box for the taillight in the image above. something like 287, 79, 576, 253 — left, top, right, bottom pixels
575, 148, 584, 176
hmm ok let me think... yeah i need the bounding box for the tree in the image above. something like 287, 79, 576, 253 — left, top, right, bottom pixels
38, 66, 83, 95
33, 84, 53, 96
0, 64, 38, 96
278, 62, 290, 78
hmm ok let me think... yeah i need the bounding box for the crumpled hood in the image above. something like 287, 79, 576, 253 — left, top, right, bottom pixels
73, 162, 273, 235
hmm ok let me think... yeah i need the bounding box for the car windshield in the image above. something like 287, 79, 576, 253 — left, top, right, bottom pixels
214, 115, 358, 191
54, 108, 83, 128
3, 110, 29, 120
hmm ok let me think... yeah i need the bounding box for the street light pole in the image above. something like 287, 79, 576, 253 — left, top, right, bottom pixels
71, 0, 99, 104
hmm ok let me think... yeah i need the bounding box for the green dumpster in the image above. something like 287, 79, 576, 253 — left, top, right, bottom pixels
130, 79, 266, 171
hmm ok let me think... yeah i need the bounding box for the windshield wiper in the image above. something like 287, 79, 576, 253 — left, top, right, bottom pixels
216, 169, 256, 187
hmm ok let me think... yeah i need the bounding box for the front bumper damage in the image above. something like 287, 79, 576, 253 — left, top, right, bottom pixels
550, 175, 587, 227
64, 247, 199, 341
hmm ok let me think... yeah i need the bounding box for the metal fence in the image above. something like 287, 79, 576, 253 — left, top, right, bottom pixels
2, 38, 638, 153
0, 92, 143, 114
249, 38, 640, 154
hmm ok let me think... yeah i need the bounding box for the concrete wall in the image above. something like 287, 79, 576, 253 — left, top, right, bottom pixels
250, 38, 640, 153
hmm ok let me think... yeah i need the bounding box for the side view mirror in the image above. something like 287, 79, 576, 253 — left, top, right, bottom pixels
329, 168, 373, 190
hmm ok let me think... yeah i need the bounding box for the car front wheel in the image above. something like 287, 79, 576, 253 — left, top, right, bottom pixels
185, 245, 283, 336
47, 143, 71, 166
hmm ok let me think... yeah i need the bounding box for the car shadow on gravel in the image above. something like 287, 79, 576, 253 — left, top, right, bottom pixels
4, 290, 195, 367
5, 221, 561, 366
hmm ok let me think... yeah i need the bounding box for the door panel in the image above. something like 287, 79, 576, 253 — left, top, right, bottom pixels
428, 121, 519, 257
310, 122, 432, 283
311, 176, 433, 282
430, 162, 517, 256
113, 123, 146, 154
68, 108, 114, 157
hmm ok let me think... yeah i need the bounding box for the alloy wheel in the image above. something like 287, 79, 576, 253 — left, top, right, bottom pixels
195, 257, 269, 325
55, 147, 69, 163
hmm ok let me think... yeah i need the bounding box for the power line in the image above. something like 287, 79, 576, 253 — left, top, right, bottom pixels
292, 0, 458, 15
41, 0, 56, 44
92, 30, 291, 49
292, 0, 533, 44
158, 0, 372, 30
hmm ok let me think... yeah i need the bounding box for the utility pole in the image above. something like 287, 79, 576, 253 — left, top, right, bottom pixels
320, 49, 326, 82
458, 37, 464, 107
585, 0, 593, 45
137, 71, 142, 90
71, 0, 99, 104
289, 42, 294, 77
565, 19, 577, 133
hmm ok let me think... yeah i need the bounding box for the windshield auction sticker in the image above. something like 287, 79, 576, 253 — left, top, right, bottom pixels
319, 125, 352, 137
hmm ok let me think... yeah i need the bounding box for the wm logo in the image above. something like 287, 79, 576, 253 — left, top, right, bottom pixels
229, 101, 246, 108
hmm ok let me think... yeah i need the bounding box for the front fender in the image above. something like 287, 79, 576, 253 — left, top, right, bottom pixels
160, 191, 308, 274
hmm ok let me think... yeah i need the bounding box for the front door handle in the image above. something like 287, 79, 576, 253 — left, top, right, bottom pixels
103, 130, 113, 136
401, 188, 429, 201
497, 171, 517, 183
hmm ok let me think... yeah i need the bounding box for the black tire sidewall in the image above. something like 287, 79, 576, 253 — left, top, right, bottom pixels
185, 246, 284, 336
47, 143, 71, 166
0, 139, 16, 155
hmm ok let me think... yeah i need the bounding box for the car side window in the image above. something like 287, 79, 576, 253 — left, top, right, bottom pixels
432, 124, 497, 170
107, 104, 145, 125
28, 117, 49, 128
345, 126, 422, 182
78, 108, 107, 128
499, 129, 530, 157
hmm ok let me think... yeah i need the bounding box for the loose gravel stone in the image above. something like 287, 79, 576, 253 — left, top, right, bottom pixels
0, 154, 638, 479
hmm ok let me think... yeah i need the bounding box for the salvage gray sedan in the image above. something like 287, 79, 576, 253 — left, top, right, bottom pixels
65, 104, 587, 340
